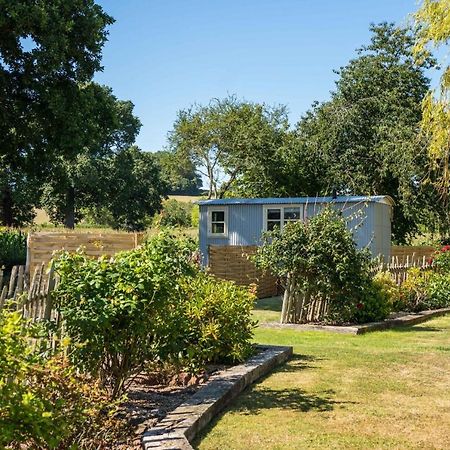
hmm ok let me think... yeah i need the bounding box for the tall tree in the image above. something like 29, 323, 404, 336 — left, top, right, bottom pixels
0, 0, 113, 226
169, 96, 289, 199
290, 23, 435, 242
153, 150, 202, 195
83, 147, 168, 231
41, 83, 141, 228
105, 146, 168, 231
414, 0, 450, 236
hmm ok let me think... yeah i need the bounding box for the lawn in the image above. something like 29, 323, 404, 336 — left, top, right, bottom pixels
195, 299, 450, 449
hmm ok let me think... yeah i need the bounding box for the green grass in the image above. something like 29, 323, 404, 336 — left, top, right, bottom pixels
252, 296, 282, 323
195, 302, 450, 450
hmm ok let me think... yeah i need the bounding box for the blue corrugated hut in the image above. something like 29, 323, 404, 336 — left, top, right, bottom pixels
197, 196, 393, 266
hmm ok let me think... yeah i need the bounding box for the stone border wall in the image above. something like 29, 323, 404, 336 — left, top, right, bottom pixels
141, 344, 293, 449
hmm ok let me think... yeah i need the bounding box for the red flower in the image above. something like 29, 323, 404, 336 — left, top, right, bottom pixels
441, 245, 450, 252
356, 303, 364, 310
427, 257, 434, 265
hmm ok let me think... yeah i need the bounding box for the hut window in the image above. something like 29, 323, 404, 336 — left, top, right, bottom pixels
267, 208, 282, 231
208, 207, 228, 237
264, 205, 303, 231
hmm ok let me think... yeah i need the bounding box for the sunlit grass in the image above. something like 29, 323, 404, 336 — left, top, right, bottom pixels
195, 311, 450, 450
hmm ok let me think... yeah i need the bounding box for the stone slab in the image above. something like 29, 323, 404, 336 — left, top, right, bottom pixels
141, 344, 293, 450
260, 307, 450, 335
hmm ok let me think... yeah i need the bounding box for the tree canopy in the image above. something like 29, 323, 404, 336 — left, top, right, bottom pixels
153, 150, 202, 195
0, 0, 114, 226
288, 23, 435, 242
414, 0, 450, 236
169, 96, 289, 199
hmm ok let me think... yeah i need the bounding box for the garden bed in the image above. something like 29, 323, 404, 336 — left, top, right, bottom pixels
260, 307, 450, 335
140, 345, 292, 450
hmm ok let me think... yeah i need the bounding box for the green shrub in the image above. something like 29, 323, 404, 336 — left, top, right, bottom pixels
177, 272, 255, 371
53, 232, 196, 397
154, 199, 193, 228
254, 207, 383, 324
0, 228, 27, 269
351, 276, 393, 324
0, 310, 121, 450
191, 204, 199, 227
421, 272, 450, 310
399, 267, 450, 312
53, 232, 255, 397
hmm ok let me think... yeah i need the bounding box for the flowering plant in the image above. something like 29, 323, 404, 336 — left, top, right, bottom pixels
432, 246, 450, 274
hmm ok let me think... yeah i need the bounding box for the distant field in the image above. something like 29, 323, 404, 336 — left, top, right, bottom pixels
34, 209, 50, 225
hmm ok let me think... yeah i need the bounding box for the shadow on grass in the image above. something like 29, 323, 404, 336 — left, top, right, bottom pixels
388, 325, 443, 333
192, 353, 355, 449
274, 353, 323, 373
254, 296, 282, 312
234, 386, 338, 415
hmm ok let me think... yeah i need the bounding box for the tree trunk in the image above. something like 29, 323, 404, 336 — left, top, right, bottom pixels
64, 185, 75, 229
280, 274, 292, 323
0, 183, 14, 227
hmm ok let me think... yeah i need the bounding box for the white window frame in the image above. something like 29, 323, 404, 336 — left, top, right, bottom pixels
207, 206, 228, 238
263, 204, 304, 232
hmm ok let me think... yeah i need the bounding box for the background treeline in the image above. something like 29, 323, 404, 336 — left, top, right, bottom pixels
1, 1, 448, 243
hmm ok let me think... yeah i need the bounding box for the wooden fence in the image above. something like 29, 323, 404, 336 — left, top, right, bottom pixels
208, 245, 278, 298
1, 263, 58, 318
27, 231, 144, 278
391, 245, 435, 264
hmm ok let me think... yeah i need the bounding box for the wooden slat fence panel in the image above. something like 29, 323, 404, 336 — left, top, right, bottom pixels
208, 245, 278, 298
27, 231, 144, 278
391, 246, 435, 265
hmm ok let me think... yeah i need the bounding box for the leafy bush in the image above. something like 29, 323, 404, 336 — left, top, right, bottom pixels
154, 199, 193, 228
0, 310, 122, 450
254, 207, 383, 324
425, 273, 450, 309
351, 276, 394, 324
399, 267, 450, 312
53, 232, 196, 397
0, 228, 26, 269
177, 272, 255, 371
53, 232, 255, 397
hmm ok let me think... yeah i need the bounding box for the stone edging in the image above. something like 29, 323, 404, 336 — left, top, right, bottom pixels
141, 344, 293, 449
260, 307, 450, 335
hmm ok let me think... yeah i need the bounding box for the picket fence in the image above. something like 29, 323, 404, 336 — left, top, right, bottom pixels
0, 263, 57, 316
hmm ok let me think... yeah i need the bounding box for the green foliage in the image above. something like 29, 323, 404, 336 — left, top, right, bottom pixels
254, 208, 383, 324
154, 150, 202, 195
103, 147, 168, 231
0, 310, 121, 450
170, 95, 289, 199
154, 199, 193, 228
290, 23, 435, 243
191, 204, 200, 227
40, 85, 142, 229
351, 276, 394, 324
53, 232, 254, 397
53, 233, 196, 397
414, 0, 450, 209
0, 0, 114, 226
432, 245, 450, 273
399, 264, 450, 312
177, 272, 255, 371
0, 229, 26, 269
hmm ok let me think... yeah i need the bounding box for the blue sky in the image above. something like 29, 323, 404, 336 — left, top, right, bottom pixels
95, 0, 429, 152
